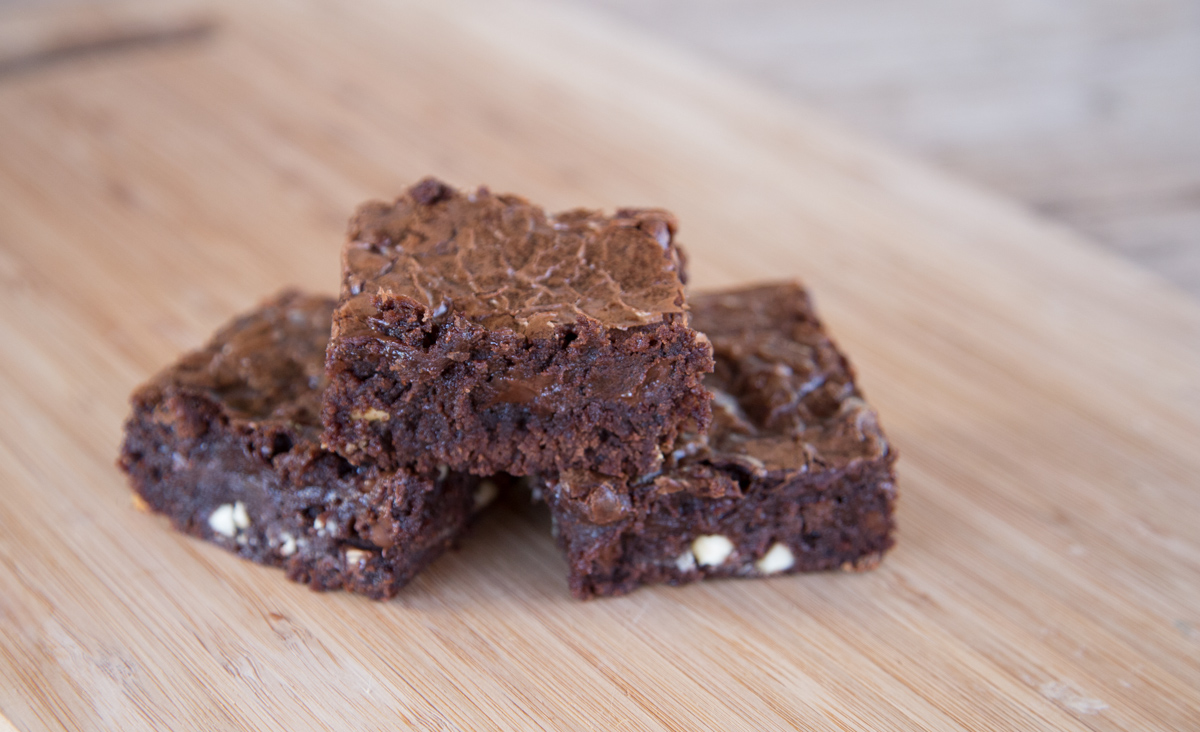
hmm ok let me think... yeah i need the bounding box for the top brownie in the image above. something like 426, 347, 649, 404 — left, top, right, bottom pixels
323, 178, 713, 477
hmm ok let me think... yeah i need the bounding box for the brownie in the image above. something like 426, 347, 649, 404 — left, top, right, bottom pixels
118, 291, 487, 600
537, 282, 897, 599
322, 178, 714, 478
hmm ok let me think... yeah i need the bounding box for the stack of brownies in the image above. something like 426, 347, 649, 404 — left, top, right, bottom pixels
119, 178, 896, 600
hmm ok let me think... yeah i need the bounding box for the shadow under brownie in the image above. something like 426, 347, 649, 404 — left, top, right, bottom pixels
322, 178, 714, 478
119, 291, 485, 599
537, 282, 897, 599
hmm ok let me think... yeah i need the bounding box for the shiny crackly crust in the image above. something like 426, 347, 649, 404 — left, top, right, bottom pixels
334, 177, 689, 339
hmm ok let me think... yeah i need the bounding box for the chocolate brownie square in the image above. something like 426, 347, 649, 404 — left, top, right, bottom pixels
118, 291, 486, 600
322, 178, 713, 477
537, 282, 896, 598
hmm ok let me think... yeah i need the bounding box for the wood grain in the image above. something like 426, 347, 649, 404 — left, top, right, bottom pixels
1, 0, 1198, 729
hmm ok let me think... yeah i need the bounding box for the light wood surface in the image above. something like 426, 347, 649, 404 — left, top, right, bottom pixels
2, 0, 1199, 729
569, 0, 1200, 300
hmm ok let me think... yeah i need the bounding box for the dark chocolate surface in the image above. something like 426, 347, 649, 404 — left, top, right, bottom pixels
119, 291, 481, 599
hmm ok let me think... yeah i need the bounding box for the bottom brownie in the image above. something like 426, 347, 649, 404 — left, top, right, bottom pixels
537, 282, 897, 599
118, 291, 488, 599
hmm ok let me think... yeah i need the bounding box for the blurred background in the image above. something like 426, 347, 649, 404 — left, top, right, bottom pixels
4, 0, 1199, 297
561, 0, 1200, 299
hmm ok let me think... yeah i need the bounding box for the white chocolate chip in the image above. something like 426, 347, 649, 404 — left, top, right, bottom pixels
231, 501, 250, 530
313, 517, 326, 531
692, 535, 734, 567
473, 479, 498, 512
652, 220, 671, 248
345, 548, 369, 567
208, 504, 237, 537
130, 493, 151, 513
278, 532, 297, 557
675, 549, 696, 572
352, 407, 390, 421
438, 463, 450, 481
755, 542, 795, 575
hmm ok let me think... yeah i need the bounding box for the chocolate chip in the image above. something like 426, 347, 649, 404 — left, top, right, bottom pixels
409, 177, 452, 206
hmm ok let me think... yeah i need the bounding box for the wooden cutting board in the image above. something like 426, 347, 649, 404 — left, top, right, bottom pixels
2, 0, 1198, 729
